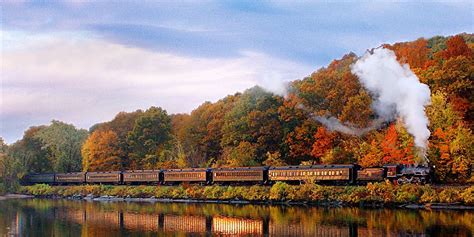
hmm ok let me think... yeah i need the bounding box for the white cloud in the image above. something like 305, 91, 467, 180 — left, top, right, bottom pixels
1, 31, 312, 143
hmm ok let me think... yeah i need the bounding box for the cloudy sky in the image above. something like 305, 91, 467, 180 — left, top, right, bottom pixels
1, 1, 472, 143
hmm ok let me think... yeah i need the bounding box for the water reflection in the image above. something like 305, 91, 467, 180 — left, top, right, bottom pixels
0, 199, 472, 236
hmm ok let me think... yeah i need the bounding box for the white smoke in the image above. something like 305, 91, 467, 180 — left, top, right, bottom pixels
314, 116, 386, 136
351, 48, 431, 151
313, 48, 431, 158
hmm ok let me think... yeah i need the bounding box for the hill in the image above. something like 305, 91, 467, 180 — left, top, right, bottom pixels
1, 33, 473, 191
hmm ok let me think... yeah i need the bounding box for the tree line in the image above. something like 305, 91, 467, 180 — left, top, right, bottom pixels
1, 33, 472, 192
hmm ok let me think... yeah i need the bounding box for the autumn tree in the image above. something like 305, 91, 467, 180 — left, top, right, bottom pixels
384, 38, 429, 69
90, 110, 144, 169
182, 94, 240, 167
427, 92, 474, 182
358, 139, 383, 168
419, 35, 473, 125
81, 130, 121, 171
263, 151, 287, 166
380, 124, 414, 165
311, 127, 335, 163
441, 35, 473, 59
221, 141, 258, 167
278, 92, 318, 164
339, 91, 374, 128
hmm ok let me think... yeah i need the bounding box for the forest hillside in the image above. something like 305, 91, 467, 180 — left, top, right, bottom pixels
1, 33, 473, 192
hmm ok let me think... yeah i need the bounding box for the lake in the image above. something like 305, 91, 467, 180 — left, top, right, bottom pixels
0, 199, 472, 236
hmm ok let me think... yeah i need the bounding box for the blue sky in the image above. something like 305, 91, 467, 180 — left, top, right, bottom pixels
1, 1, 473, 143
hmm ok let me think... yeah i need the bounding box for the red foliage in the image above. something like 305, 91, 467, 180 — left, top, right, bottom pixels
385, 38, 429, 68
442, 35, 472, 59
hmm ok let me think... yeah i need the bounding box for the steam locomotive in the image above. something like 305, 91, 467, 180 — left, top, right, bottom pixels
24, 164, 433, 186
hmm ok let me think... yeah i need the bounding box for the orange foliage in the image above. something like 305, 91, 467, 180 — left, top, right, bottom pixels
381, 125, 414, 165
311, 127, 335, 159
285, 121, 316, 162
442, 35, 472, 59
81, 130, 121, 171
360, 140, 383, 168
385, 38, 429, 68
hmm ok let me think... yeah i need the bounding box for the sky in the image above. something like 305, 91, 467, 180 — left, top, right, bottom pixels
1, 1, 473, 143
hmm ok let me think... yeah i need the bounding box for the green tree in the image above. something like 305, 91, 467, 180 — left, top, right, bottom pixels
127, 107, 172, 169
8, 126, 51, 174
34, 120, 88, 172
221, 86, 284, 164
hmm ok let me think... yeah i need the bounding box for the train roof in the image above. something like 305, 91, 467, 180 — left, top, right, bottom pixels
213, 166, 268, 171
163, 168, 209, 172
269, 164, 354, 170
122, 170, 161, 173
56, 172, 84, 175
86, 171, 122, 174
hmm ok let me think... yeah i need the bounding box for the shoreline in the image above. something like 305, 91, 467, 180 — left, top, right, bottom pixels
16, 183, 474, 210
6, 193, 473, 210
0, 194, 34, 201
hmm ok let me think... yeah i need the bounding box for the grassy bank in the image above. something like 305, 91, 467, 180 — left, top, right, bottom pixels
19, 182, 474, 206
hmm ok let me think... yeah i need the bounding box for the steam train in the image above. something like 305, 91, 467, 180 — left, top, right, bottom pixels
24, 164, 433, 186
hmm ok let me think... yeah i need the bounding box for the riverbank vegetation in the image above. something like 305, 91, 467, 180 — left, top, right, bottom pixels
1, 34, 473, 192
20, 182, 474, 206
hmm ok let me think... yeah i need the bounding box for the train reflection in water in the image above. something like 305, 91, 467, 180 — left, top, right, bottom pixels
2, 200, 472, 237
56, 209, 355, 236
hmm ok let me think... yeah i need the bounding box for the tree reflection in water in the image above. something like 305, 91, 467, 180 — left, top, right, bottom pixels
0, 199, 472, 236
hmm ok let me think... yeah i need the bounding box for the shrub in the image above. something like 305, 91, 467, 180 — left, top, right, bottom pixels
203, 186, 225, 199
0, 182, 5, 195
17, 183, 469, 206
82, 185, 104, 196
221, 186, 239, 200
105, 186, 129, 197
309, 184, 330, 202
24, 184, 54, 196
242, 186, 268, 201
170, 186, 187, 199
438, 188, 462, 203
269, 182, 290, 201
343, 186, 369, 204
58, 186, 84, 196
185, 186, 204, 199
460, 186, 474, 205
395, 190, 418, 203
154, 186, 171, 198
419, 185, 439, 203
395, 184, 421, 203
367, 182, 396, 203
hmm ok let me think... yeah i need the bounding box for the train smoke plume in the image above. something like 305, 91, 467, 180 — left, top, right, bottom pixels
314, 48, 431, 157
